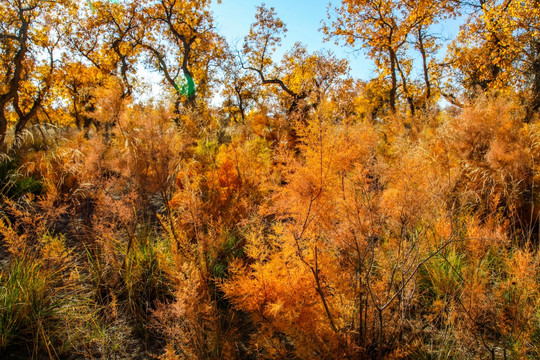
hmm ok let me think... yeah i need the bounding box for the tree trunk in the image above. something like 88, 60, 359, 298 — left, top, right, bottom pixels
0, 110, 7, 152
418, 27, 431, 107
396, 59, 415, 116
389, 48, 398, 113
529, 41, 540, 119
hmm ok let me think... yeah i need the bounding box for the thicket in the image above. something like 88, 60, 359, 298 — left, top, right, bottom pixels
0, 94, 539, 359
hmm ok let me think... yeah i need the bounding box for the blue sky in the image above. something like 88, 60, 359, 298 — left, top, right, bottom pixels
210, 0, 463, 81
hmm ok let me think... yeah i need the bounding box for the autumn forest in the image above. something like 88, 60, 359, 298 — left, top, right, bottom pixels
1, 0, 540, 358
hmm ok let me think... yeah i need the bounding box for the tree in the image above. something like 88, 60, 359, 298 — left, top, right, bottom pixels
220, 48, 259, 124
86, 0, 145, 99
448, 0, 540, 116
279, 44, 349, 114
447, 1, 512, 96
242, 5, 299, 113
324, 0, 411, 113
59, 61, 101, 134
65, 0, 144, 133
324, 0, 459, 115
0, 0, 71, 150
404, 0, 460, 109
243, 5, 348, 117
140, 0, 225, 113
